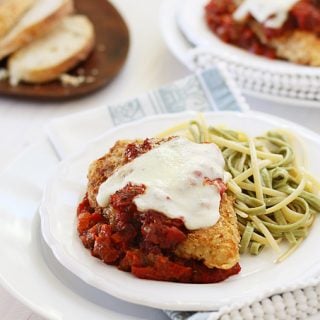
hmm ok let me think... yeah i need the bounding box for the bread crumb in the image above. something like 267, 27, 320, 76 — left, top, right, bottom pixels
60, 73, 86, 87
0, 68, 9, 81
59, 73, 96, 87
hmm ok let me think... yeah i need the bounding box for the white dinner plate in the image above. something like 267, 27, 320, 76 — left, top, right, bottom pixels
160, 0, 320, 107
40, 111, 320, 311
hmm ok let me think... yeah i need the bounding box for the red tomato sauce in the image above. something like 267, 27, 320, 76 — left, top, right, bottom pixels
77, 183, 240, 283
205, 0, 320, 59
124, 139, 153, 162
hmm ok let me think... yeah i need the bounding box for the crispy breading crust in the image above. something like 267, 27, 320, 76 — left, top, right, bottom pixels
175, 193, 240, 269
270, 31, 320, 67
87, 138, 240, 270
87, 140, 131, 208
250, 21, 320, 66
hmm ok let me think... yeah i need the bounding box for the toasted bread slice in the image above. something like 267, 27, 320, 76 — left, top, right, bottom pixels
8, 15, 95, 85
0, 0, 73, 60
0, 0, 36, 38
87, 138, 240, 270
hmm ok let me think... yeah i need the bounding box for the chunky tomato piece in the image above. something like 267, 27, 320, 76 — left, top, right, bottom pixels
141, 223, 186, 249
92, 224, 120, 264
292, 0, 320, 33
78, 212, 105, 234
111, 224, 137, 251
80, 224, 99, 249
140, 211, 186, 249
118, 249, 145, 271
77, 194, 95, 215
109, 183, 145, 212
77, 212, 92, 234
132, 255, 193, 283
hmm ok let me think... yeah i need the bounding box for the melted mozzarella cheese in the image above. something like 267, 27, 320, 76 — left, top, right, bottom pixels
233, 0, 299, 29
96, 137, 226, 230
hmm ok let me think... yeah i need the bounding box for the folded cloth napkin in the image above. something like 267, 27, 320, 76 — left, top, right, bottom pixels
47, 66, 248, 158
46, 66, 320, 320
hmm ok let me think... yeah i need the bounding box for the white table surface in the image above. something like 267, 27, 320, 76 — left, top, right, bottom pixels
0, 0, 320, 319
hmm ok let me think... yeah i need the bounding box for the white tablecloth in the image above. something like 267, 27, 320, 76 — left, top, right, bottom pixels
0, 1, 320, 319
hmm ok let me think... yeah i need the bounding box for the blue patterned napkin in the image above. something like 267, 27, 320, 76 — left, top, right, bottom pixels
108, 67, 248, 125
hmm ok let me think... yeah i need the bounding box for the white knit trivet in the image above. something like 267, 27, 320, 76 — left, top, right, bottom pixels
165, 282, 320, 320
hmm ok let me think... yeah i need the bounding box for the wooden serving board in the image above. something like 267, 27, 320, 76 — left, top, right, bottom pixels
0, 0, 129, 100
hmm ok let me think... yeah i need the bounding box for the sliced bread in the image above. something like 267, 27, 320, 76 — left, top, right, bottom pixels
0, 0, 74, 60
8, 15, 95, 85
0, 0, 36, 38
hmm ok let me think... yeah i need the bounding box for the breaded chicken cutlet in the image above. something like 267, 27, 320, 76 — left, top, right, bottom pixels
77, 137, 240, 283
250, 22, 320, 67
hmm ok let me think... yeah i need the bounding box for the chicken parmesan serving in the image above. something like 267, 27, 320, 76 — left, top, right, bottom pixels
77, 136, 241, 283
205, 0, 320, 65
